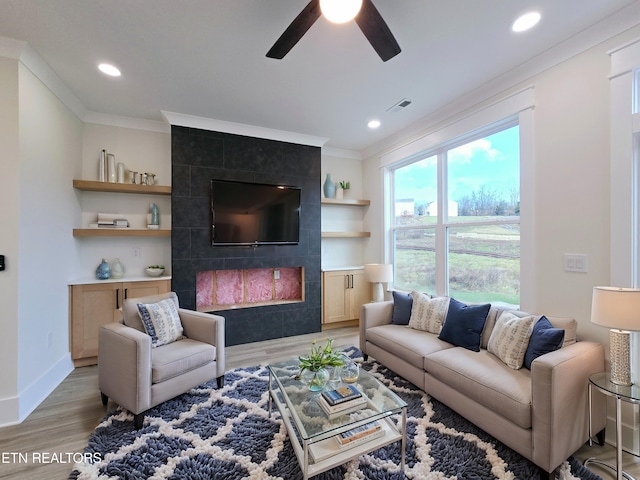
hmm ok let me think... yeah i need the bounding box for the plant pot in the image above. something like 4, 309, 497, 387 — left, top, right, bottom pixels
301, 367, 330, 391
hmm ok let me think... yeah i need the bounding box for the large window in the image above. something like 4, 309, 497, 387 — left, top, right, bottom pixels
391, 123, 520, 304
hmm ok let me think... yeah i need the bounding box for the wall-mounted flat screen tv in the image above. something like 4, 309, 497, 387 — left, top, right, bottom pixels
210, 179, 301, 246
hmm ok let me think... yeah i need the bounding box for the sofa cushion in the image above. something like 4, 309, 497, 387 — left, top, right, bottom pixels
424, 348, 532, 429
409, 292, 450, 334
487, 311, 535, 369
438, 298, 490, 352
151, 338, 216, 384
138, 298, 184, 348
391, 291, 413, 325
546, 316, 577, 346
523, 316, 565, 369
367, 324, 454, 369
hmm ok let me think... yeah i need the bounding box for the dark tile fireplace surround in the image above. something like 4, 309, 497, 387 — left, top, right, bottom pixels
170, 126, 322, 346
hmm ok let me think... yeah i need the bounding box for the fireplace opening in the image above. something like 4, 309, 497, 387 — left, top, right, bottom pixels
196, 267, 304, 312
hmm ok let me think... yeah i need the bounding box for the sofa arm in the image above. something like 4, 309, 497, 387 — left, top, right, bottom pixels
360, 301, 394, 354
531, 341, 605, 473
98, 322, 152, 415
179, 308, 226, 375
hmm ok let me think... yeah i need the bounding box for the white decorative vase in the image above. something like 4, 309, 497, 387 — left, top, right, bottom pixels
111, 258, 124, 279
336, 188, 344, 200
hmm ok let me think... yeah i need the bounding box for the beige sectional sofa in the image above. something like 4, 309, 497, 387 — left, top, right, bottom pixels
359, 296, 606, 479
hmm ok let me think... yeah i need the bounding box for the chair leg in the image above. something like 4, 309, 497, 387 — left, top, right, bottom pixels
538, 467, 551, 480
100, 392, 108, 406
134, 413, 145, 429
216, 375, 224, 388
363, 353, 369, 361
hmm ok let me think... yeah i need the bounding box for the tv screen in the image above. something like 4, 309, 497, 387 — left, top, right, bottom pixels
210, 180, 301, 246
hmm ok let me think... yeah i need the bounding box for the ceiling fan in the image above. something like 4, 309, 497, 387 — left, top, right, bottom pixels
266, 0, 401, 62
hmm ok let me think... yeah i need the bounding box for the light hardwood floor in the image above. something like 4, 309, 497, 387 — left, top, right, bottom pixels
0, 326, 637, 479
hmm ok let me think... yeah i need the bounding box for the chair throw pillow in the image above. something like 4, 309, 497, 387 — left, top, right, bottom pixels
137, 298, 184, 348
437, 298, 491, 352
523, 316, 565, 369
488, 311, 535, 369
391, 290, 413, 325
408, 291, 450, 334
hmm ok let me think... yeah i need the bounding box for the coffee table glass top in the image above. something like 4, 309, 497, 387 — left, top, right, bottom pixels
268, 358, 407, 440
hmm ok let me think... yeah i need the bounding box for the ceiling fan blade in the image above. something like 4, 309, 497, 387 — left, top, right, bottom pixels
355, 0, 401, 62
266, 0, 322, 59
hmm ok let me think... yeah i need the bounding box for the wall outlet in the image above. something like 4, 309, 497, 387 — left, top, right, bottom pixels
274, 269, 280, 280
132, 247, 140, 257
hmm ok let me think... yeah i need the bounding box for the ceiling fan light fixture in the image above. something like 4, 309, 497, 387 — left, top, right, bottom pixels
320, 0, 363, 24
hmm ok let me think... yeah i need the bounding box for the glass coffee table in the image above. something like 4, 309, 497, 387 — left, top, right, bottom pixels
268, 358, 407, 480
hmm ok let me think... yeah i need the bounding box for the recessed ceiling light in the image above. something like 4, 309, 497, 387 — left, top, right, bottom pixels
98, 63, 121, 77
368, 120, 381, 129
511, 11, 541, 33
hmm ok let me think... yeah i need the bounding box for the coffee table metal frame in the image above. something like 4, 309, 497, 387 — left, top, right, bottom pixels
268, 358, 407, 480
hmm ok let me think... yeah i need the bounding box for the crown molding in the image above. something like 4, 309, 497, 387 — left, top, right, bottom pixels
162, 111, 328, 147
321, 146, 362, 160
83, 111, 170, 133
0, 36, 87, 120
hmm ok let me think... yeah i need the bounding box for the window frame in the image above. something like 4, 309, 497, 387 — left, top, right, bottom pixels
379, 87, 535, 308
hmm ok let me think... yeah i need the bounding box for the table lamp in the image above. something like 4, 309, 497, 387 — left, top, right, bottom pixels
364, 264, 393, 302
591, 286, 640, 385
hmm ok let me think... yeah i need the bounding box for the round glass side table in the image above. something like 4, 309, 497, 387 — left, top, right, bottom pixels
586, 372, 640, 480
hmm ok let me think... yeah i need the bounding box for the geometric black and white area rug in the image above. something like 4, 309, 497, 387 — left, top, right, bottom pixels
69, 346, 602, 480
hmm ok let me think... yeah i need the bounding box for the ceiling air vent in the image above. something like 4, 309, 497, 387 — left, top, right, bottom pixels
387, 98, 412, 113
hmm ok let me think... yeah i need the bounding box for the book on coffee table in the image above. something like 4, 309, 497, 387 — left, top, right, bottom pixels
317, 395, 367, 419
321, 385, 362, 406
336, 420, 382, 446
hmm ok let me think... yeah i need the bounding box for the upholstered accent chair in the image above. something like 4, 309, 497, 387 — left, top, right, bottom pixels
98, 292, 225, 428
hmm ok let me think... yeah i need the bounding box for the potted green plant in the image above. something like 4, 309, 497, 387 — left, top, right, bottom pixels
339, 180, 350, 190
297, 339, 345, 391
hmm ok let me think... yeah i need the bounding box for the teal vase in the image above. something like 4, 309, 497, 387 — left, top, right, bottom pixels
96, 258, 111, 280
323, 174, 336, 199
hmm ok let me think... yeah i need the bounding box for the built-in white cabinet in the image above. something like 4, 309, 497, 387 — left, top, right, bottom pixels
322, 269, 370, 325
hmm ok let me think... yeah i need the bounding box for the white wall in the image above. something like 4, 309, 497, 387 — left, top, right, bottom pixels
362, 25, 640, 351
0, 57, 21, 425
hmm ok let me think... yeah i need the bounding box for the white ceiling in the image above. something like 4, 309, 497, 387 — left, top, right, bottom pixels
1, 0, 640, 154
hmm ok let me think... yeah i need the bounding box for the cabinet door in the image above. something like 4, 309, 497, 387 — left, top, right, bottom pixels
121, 279, 171, 302
70, 283, 120, 365
322, 271, 350, 323
348, 270, 371, 320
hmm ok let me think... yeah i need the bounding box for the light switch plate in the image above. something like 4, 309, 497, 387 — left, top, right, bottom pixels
564, 254, 588, 273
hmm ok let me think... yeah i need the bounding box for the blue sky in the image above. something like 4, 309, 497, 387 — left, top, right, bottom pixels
395, 125, 520, 205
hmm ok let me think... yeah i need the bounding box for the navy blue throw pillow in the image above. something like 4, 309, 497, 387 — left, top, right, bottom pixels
438, 298, 491, 352
523, 316, 564, 369
391, 291, 413, 325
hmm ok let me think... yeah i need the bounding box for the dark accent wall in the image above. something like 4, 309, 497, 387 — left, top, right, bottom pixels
171, 126, 322, 346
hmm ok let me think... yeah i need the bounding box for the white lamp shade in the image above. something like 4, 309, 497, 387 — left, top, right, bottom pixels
591, 286, 640, 331
364, 264, 393, 283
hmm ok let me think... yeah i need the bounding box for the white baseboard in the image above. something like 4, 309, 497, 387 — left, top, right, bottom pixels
0, 353, 74, 428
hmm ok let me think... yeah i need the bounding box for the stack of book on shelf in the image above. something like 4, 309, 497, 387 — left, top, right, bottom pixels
90, 213, 130, 229
308, 419, 386, 463
336, 420, 384, 447
318, 385, 367, 419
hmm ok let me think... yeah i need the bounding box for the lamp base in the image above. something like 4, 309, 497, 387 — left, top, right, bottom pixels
372, 282, 384, 302
610, 329, 632, 386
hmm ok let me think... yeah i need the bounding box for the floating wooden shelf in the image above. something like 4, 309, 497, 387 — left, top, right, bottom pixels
321, 198, 370, 206
73, 228, 171, 237
73, 179, 171, 195
321, 232, 371, 238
